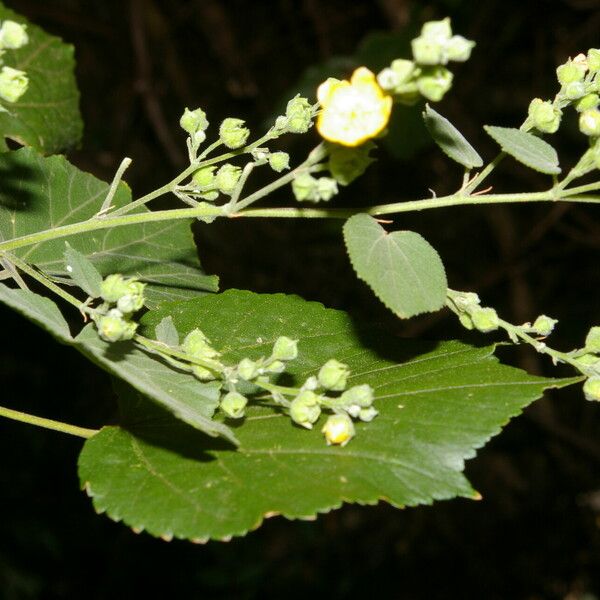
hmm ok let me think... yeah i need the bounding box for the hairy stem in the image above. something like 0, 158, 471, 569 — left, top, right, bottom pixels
0, 405, 98, 438
1, 190, 599, 253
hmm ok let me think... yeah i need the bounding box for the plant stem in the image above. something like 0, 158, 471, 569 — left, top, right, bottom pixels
497, 318, 585, 372
1, 191, 599, 253
0, 405, 98, 438
108, 162, 200, 217
5, 252, 90, 312
98, 157, 132, 215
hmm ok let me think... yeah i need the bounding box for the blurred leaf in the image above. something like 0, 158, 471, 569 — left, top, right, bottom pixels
484, 126, 560, 175
78, 290, 575, 541
423, 104, 483, 168
0, 147, 218, 308
0, 2, 82, 153
344, 213, 447, 318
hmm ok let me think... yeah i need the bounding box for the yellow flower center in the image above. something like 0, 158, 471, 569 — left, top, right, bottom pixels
316, 67, 392, 147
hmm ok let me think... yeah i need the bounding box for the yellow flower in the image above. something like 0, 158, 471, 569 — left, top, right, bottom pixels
316, 67, 392, 147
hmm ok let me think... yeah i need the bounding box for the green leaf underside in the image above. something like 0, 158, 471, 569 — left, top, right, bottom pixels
0, 3, 82, 154
0, 285, 72, 342
423, 105, 483, 169
74, 325, 233, 442
0, 147, 218, 307
0, 286, 231, 440
484, 126, 561, 175
64, 244, 102, 298
78, 290, 575, 542
343, 213, 447, 318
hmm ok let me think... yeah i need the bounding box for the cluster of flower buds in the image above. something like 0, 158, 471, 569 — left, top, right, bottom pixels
181, 329, 222, 382
93, 274, 146, 343
447, 290, 558, 340
527, 49, 600, 143
274, 95, 315, 135
292, 172, 338, 203
0, 20, 29, 107
377, 19, 474, 105
570, 327, 600, 401
180, 107, 209, 152
286, 358, 377, 446
214, 336, 300, 419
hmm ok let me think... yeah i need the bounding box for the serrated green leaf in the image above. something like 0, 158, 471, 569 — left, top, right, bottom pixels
0, 3, 82, 153
74, 324, 234, 443
0, 285, 71, 342
484, 126, 561, 175
154, 316, 179, 347
423, 104, 483, 169
64, 244, 102, 297
343, 213, 447, 318
78, 290, 576, 541
0, 147, 218, 307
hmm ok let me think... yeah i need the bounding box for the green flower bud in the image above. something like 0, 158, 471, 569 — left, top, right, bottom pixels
583, 377, 600, 402
579, 109, 600, 137
302, 376, 319, 391
412, 36, 444, 66
95, 310, 137, 343
251, 147, 270, 163
192, 166, 216, 188
339, 384, 374, 408
563, 81, 586, 101
575, 93, 600, 113
265, 359, 286, 374
588, 49, 600, 73
390, 59, 416, 85
316, 177, 338, 202
532, 315, 558, 337
446, 35, 475, 62
318, 359, 350, 391
0, 66, 27, 103
528, 98, 562, 134
557, 59, 587, 86
219, 117, 250, 149
358, 406, 379, 422
285, 95, 313, 133
416, 67, 453, 102
116, 291, 145, 314
192, 364, 217, 381
458, 313, 474, 330
573, 353, 600, 377
179, 107, 209, 135
377, 68, 398, 92
0, 20, 28, 49
182, 329, 220, 360
328, 142, 375, 186
272, 336, 298, 361
220, 391, 248, 418
290, 390, 321, 429
322, 413, 355, 446
237, 357, 260, 381
292, 173, 318, 202
100, 274, 130, 303
215, 164, 242, 194
471, 307, 499, 333
584, 326, 600, 353
392, 82, 421, 106
421, 18, 452, 40
268, 151, 290, 173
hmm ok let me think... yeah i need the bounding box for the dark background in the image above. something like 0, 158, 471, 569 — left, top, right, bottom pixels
1, 1, 599, 598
